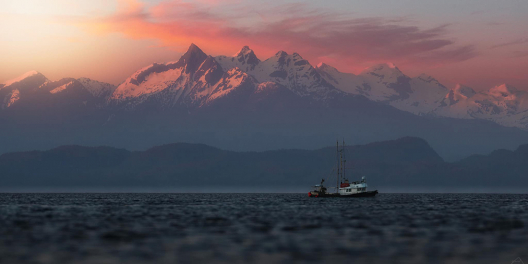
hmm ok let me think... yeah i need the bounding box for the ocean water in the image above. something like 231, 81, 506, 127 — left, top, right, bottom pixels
0, 193, 527, 264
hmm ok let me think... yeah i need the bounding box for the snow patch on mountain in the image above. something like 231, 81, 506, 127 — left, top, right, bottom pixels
388, 74, 449, 115
488, 84, 520, 100
206, 68, 251, 102
362, 63, 406, 85
316, 62, 414, 102
358, 63, 411, 101
473, 84, 527, 116
256, 82, 281, 93
38, 80, 51, 89
109, 44, 227, 109
50, 81, 74, 94
250, 51, 337, 99
112, 65, 185, 100
77, 78, 116, 97
433, 84, 476, 119
2, 89, 20, 109
315, 63, 365, 96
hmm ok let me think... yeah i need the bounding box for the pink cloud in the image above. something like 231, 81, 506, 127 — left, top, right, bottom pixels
71, 0, 477, 73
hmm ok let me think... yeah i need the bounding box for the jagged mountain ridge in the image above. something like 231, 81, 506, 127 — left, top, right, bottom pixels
108, 44, 343, 111
0, 71, 116, 111
2, 43, 527, 130
314, 62, 528, 129
110, 44, 270, 110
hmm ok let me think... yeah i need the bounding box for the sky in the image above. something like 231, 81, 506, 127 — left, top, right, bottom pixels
0, 0, 527, 91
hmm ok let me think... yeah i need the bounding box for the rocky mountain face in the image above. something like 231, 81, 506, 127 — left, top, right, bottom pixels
1, 43, 528, 161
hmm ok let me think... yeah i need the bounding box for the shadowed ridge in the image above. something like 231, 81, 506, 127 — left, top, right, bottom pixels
515, 144, 528, 155
142, 142, 225, 154
171, 43, 209, 74
354, 136, 444, 163
2, 137, 528, 189
49, 145, 130, 153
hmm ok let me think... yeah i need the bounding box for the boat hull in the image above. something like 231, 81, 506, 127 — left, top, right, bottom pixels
309, 190, 378, 198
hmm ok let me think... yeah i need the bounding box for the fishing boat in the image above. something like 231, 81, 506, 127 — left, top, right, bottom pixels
308, 141, 378, 198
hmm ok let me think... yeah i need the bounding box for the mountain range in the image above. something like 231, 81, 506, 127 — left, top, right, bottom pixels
0, 137, 526, 192
1, 43, 528, 161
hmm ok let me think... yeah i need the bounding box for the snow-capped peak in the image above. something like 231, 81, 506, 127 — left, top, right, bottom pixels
275, 51, 288, 57
234, 46, 260, 65
2, 70, 42, 88
362, 63, 403, 75
316, 63, 340, 74
234, 46, 253, 57
215, 46, 260, 73
386, 62, 397, 68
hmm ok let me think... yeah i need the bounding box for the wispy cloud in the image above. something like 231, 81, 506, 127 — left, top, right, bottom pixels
491, 38, 528, 49
66, 0, 477, 71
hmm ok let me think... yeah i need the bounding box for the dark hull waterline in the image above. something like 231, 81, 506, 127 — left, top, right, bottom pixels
309, 190, 378, 198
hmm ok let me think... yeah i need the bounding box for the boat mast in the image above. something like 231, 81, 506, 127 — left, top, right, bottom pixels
339, 145, 342, 185
343, 139, 346, 181
336, 140, 339, 192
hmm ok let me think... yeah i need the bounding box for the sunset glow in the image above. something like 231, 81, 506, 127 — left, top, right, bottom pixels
1, 0, 527, 90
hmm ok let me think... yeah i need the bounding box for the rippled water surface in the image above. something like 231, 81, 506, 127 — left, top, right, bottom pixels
0, 193, 527, 264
